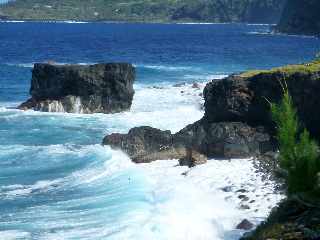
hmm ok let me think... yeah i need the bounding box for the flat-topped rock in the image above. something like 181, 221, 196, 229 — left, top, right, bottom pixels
19, 63, 135, 114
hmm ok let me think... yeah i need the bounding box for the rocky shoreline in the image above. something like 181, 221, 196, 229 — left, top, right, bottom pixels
104, 61, 320, 165
103, 60, 320, 238
19, 60, 320, 238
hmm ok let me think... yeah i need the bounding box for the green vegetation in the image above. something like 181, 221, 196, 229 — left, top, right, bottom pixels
242, 82, 320, 239
276, 0, 320, 35
240, 60, 320, 78
270, 81, 320, 195
0, 0, 285, 23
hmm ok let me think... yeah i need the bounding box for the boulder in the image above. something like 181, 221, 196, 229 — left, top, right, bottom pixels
19, 63, 135, 114
236, 219, 254, 230
178, 148, 207, 167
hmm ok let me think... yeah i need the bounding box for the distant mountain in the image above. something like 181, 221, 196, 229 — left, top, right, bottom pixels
276, 0, 320, 35
0, 0, 285, 23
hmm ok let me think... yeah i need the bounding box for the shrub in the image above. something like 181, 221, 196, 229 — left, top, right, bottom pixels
270, 81, 320, 195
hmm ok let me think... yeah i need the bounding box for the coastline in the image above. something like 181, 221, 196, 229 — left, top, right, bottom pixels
0, 19, 278, 26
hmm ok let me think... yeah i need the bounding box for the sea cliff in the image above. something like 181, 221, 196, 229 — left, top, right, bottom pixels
276, 0, 320, 35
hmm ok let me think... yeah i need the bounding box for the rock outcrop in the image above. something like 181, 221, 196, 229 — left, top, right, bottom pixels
103, 61, 320, 164
104, 126, 186, 164
103, 120, 274, 165
19, 63, 135, 114
204, 65, 320, 138
275, 0, 320, 35
241, 198, 320, 240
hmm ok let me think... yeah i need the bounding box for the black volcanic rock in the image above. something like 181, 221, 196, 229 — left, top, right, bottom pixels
19, 63, 135, 114
175, 120, 274, 159
103, 126, 181, 164
103, 120, 274, 164
204, 70, 320, 138
103, 62, 320, 164
236, 219, 254, 230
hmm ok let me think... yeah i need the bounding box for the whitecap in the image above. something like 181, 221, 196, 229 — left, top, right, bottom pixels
135, 64, 198, 72
0, 230, 30, 240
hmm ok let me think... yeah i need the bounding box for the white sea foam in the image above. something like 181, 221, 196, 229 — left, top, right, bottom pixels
0, 230, 30, 239
0, 20, 26, 23
0, 143, 283, 239
176, 22, 229, 25
135, 64, 199, 71
4, 62, 98, 68
136, 159, 284, 240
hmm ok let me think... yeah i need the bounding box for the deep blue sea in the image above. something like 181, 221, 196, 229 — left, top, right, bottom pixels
0, 22, 319, 240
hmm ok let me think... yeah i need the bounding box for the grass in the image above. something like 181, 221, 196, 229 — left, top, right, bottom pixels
240, 60, 320, 78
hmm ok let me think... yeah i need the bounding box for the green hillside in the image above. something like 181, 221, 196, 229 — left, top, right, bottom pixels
0, 0, 285, 23
276, 0, 320, 35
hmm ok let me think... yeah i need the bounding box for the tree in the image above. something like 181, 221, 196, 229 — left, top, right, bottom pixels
271, 80, 320, 195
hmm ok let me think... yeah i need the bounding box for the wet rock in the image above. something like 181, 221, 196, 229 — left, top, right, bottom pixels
237, 189, 249, 193
103, 126, 184, 163
236, 219, 254, 230
173, 82, 186, 87
221, 186, 234, 192
192, 82, 201, 89
179, 148, 207, 167
239, 195, 250, 201
19, 63, 135, 113
240, 204, 251, 210
204, 71, 320, 139
103, 120, 275, 163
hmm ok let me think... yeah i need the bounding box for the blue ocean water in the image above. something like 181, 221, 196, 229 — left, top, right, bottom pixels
0, 22, 319, 240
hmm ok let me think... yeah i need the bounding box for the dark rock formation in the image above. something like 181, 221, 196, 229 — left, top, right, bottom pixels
241, 198, 320, 240
236, 219, 254, 231
19, 63, 135, 114
204, 70, 320, 139
175, 120, 274, 159
276, 0, 320, 35
103, 126, 185, 164
103, 120, 274, 164
178, 148, 207, 167
103, 62, 320, 164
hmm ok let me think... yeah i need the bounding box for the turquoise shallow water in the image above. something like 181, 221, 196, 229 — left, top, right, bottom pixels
0, 22, 319, 239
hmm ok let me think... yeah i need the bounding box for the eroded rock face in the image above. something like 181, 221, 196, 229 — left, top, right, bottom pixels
236, 219, 254, 230
204, 71, 320, 138
103, 121, 275, 164
103, 64, 320, 164
103, 126, 187, 164
19, 63, 135, 113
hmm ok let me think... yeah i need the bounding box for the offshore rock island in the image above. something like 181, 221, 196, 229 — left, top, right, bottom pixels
19, 63, 135, 114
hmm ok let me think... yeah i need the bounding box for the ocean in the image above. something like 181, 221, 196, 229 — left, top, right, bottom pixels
0, 22, 319, 240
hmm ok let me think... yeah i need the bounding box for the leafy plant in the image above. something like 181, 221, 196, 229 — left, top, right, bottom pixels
270, 80, 320, 195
